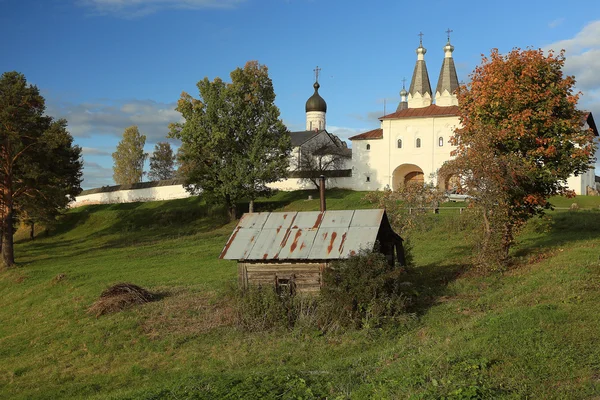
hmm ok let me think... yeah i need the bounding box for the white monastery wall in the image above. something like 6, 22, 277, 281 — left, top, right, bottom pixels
71, 184, 191, 207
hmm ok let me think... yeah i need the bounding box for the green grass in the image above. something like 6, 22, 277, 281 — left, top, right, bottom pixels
1, 191, 600, 399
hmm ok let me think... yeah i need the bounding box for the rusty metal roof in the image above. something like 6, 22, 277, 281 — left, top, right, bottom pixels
219, 209, 386, 261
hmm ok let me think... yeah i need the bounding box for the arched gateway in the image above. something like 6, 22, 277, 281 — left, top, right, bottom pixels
392, 164, 424, 191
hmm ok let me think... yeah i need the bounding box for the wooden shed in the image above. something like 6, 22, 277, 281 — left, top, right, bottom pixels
219, 209, 404, 294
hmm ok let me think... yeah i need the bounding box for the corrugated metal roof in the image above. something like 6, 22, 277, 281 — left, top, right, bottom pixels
219, 209, 386, 261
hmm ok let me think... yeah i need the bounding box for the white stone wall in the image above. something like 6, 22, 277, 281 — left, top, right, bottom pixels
71, 184, 192, 207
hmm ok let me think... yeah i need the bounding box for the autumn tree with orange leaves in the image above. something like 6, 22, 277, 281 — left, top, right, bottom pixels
441, 48, 596, 269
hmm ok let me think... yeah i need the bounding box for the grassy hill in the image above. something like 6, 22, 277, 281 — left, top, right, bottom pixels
1, 190, 599, 399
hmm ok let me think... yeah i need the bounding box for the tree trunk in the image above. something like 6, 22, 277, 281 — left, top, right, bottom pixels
2, 199, 15, 268
501, 222, 513, 261
249, 199, 254, 213
30, 222, 35, 241
225, 194, 236, 222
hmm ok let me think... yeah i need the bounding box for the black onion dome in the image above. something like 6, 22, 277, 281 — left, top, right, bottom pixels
305, 82, 327, 113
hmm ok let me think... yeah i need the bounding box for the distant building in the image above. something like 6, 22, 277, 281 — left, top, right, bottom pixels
270, 70, 352, 191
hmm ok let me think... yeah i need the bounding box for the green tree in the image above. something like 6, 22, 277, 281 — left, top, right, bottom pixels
148, 141, 176, 181
112, 126, 147, 185
170, 61, 291, 220
440, 48, 596, 269
0, 72, 82, 267
18, 119, 83, 241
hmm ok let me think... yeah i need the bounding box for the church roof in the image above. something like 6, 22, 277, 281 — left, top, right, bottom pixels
349, 128, 383, 141
290, 130, 324, 146
305, 82, 327, 113
409, 45, 432, 98
380, 105, 459, 120
582, 111, 599, 136
435, 47, 459, 96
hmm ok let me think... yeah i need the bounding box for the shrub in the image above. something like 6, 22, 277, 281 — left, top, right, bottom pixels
232, 285, 319, 332
320, 249, 409, 329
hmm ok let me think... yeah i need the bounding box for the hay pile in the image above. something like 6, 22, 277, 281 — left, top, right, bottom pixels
88, 283, 155, 317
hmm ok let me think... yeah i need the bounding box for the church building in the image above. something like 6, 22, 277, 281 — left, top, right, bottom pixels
272, 34, 598, 195
348, 34, 598, 195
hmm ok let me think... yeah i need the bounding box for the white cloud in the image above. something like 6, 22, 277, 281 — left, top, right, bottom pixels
545, 20, 600, 171
327, 125, 370, 145
47, 98, 183, 143
82, 160, 114, 189
544, 20, 600, 93
82, 147, 112, 156
548, 18, 564, 29
78, 0, 245, 17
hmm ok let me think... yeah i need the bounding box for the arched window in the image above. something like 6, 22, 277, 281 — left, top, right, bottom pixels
366, 175, 371, 183
416, 138, 421, 148
397, 139, 402, 149
366, 144, 371, 150
439, 137, 444, 147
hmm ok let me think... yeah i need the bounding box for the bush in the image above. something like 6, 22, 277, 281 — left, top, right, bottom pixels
320, 250, 409, 329
232, 285, 319, 332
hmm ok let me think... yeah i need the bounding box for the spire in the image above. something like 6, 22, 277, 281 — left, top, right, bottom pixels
305, 66, 327, 130
408, 32, 432, 109
435, 29, 459, 107
397, 77, 408, 111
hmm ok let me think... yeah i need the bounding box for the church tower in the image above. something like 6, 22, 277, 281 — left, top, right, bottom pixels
305, 66, 327, 131
396, 78, 408, 111
434, 29, 459, 107
407, 33, 433, 109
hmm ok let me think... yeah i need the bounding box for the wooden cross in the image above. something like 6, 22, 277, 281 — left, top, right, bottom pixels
446, 28, 453, 41
313, 66, 321, 83
418, 31, 424, 45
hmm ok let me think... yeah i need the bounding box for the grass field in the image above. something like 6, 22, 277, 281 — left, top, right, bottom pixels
1, 190, 599, 399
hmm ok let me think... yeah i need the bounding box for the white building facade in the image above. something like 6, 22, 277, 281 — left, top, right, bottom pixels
348, 36, 598, 195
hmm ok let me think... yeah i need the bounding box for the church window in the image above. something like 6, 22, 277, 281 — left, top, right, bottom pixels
366, 144, 371, 150
439, 137, 444, 147
416, 138, 421, 148
309, 121, 313, 130
397, 139, 402, 149
366, 175, 371, 182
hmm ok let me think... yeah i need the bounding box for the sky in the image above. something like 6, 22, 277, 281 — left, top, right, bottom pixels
1, 0, 600, 189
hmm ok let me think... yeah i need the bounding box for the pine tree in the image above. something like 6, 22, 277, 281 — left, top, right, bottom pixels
0, 72, 82, 267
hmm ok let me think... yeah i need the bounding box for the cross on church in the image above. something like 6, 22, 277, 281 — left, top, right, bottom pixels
313, 66, 321, 83
402, 77, 407, 89
418, 32, 424, 45
446, 28, 453, 41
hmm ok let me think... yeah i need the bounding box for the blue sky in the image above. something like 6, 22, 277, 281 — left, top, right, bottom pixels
1, 0, 599, 189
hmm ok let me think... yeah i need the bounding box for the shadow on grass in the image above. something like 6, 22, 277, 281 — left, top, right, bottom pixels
405, 262, 471, 315
514, 210, 600, 258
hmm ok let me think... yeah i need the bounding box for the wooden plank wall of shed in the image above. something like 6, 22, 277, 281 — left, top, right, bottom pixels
239, 261, 327, 293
